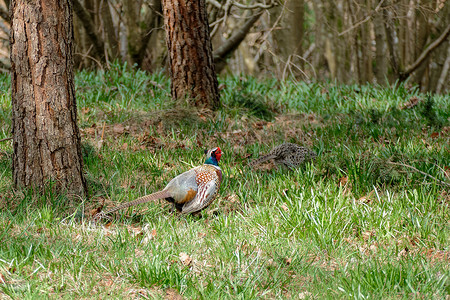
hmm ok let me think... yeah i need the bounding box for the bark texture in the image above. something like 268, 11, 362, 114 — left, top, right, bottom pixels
10, 0, 88, 196
163, 0, 219, 109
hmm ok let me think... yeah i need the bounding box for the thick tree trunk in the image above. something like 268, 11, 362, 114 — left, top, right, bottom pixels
10, 0, 88, 197
163, 0, 220, 109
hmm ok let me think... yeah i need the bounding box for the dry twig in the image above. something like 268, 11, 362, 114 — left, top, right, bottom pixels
387, 161, 450, 188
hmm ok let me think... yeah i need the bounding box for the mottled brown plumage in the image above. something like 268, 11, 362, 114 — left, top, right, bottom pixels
250, 143, 316, 169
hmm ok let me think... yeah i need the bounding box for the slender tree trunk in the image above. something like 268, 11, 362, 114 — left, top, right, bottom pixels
361, 0, 373, 83
100, 0, 119, 61
272, 0, 305, 78
383, 1, 401, 77
311, 0, 326, 79
373, 0, 388, 84
163, 0, 219, 109
123, 0, 140, 65
10, 0, 88, 197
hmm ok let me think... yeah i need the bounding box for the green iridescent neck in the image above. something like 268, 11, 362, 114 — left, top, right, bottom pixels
205, 156, 219, 166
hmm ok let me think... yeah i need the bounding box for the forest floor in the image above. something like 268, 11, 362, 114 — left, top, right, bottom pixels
0, 65, 449, 299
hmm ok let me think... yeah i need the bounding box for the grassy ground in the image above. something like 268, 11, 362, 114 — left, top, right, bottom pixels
0, 65, 449, 299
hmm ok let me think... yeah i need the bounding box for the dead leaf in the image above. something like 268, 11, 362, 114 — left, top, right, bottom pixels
166, 288, 183, 300
400, 96, 420, 109
444, 166, 450, 178
96, 139, 104, 150
197, 232, 206, 238
430, 132, 440, 139
358, 191, 374, 204
339, 176, 348, 186
83, 127, 96, 135
104, 222, 113, 228
179, 252, 192, 266
298, 291, 312, 299
81, 107, 90, 114
227, 194, 239, 203
0, 273, 6, 284
89, 207, 102, 216
398, 247, 409, 258
129, 226, 143, 237
266, 258, 276, 269
121, 142, 128, 150
218, 83, 227, 91
362, 231, 374, 241
104, 279, 114, 287
113, 124, 125, 134
284, 257, 292, 265
281, 203, 289, 212
135, 248, 145, 257
142, 226, 157, 244
243, 153, 252, 159
128, 289, 149, 299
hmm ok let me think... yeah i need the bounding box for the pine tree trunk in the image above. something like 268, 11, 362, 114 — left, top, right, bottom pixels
163, 0, 219, 109
10, 0, 88, 197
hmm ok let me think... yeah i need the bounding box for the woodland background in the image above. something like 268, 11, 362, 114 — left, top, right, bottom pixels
0, 0, 448, 93
0, 1, 449, 298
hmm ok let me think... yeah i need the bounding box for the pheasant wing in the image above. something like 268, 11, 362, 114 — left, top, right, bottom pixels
181, 180, 218, 214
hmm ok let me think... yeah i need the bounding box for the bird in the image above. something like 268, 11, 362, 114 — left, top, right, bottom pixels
249, 143, 316, 170
94, 147, 223, 220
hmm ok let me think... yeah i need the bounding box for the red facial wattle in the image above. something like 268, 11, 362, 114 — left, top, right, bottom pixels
214, 148, 222, 161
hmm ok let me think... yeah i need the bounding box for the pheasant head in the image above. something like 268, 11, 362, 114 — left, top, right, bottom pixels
204, 147, 222, 166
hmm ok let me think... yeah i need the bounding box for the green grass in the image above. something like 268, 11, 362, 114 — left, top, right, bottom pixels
0, 65, 449, 299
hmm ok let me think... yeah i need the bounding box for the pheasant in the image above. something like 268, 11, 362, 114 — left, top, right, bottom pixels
94, 147, 223, 219
249, 143, 316, 170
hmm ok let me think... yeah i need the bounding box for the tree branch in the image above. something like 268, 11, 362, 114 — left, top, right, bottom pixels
136, 1, 163, 66
73, 0, 106, 62
207, 0, 277, 10
388, 161, 450, 188
436, 42, 450, 94
214, 10, 263, 72
400, 24, 450, 80
232, 0, 278, 9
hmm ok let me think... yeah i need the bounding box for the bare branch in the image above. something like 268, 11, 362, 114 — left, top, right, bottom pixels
214, 10, 263, 72
207, 0, 223, 9
207, 0, 277, 10
232, 0, 278, 10
338, 0, 385, 36
0, 137, 13, 142
73, 0, 106, 62
400, 24, 450, 80
436, 42, 450, 94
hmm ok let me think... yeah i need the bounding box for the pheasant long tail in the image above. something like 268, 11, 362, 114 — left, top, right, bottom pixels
96, 190, 171, 218
249, 154, 276, 167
